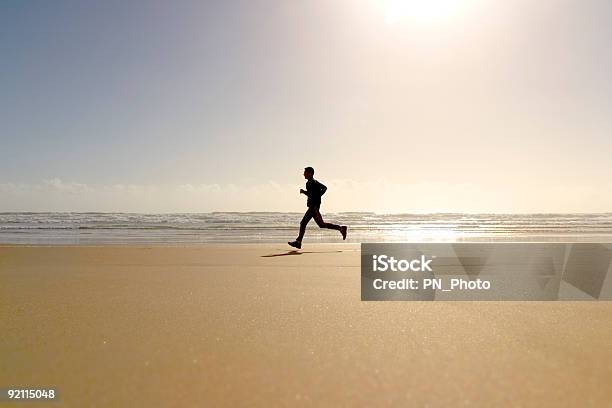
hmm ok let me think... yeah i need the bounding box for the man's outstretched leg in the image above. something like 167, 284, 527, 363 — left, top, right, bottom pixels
288, 209, 313, 249
312, 208, 348, 240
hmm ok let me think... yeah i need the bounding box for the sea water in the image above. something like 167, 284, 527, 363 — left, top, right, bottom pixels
1, 212, 611, 244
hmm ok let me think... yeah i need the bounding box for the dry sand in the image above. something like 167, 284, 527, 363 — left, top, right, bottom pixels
1, 244, 611, 407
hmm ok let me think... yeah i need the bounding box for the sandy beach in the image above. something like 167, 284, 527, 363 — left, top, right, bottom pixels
1, 244, 611, 407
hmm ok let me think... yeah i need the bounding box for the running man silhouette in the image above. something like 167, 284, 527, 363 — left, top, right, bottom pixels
288, 167, 347, 249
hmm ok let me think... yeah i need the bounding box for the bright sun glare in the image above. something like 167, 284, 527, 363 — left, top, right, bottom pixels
384, 0, 466, 25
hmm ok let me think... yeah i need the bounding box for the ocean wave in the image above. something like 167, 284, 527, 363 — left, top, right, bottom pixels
1, 212, 612, 244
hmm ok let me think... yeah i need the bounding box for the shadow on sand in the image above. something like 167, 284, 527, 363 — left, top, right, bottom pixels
261, 250, 343, 258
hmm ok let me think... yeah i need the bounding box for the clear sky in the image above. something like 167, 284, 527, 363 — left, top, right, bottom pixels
2, 0, 611, 213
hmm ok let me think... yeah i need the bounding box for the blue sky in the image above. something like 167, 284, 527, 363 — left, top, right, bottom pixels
2, 0, 612, 212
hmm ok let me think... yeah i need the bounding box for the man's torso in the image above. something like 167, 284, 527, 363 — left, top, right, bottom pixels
306, 179, 323, 208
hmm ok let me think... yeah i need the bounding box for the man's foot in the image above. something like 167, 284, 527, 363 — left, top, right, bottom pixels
341, 226, 347, 240
288, 240, 302, 249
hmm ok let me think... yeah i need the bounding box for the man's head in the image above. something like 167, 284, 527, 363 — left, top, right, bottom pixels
303, 167, 315, 179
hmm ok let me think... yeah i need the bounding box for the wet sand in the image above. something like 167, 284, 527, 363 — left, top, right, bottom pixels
1, 244, 611, 407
